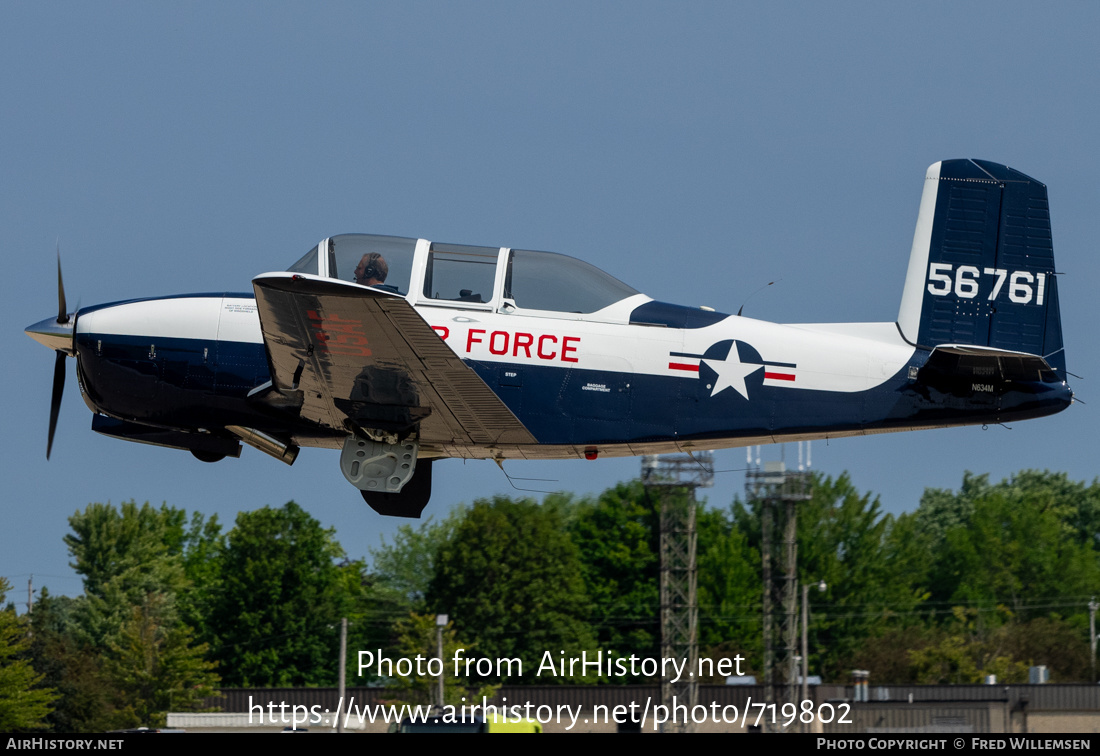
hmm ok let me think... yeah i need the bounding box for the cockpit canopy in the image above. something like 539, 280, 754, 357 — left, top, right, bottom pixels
288, 235, 417, 296
287, 233, 641, 316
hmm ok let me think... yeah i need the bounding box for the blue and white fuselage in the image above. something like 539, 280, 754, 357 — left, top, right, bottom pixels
67, 294, 1062, 453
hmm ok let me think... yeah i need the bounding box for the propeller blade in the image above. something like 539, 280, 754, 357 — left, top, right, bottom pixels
57, 247, 69, 325
47, 350, 66, 459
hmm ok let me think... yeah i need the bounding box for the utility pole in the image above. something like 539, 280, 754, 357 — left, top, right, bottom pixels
436, 614, 448, 709
801, 582, 810, 708
337, 617, 347, 732
27, 575, 33, 615
642, 452, 713, 733
1090, 598, 1098, 683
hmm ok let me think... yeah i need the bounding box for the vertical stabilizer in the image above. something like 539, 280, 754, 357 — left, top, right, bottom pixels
896, 159, 1065, 376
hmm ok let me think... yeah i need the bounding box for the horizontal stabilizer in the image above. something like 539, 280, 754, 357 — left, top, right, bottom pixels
918, 344, 1060, 394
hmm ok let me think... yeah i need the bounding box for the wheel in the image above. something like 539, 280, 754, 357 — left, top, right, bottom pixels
191, 449, 226, 463
360, 459, 432, 518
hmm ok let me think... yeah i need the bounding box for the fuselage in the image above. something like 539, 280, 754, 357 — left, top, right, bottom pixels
68, 290, 1072, 461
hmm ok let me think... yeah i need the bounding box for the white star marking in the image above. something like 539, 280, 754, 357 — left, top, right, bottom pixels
703, 349, 763, 399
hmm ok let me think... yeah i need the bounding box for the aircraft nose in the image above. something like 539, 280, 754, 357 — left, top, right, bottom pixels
25, 314, 75, 354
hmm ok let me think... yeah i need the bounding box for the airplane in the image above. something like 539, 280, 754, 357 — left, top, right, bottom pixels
25, 159, 1073, 517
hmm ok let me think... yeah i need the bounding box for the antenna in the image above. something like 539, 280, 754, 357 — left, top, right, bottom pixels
736, 279, 779, 317
492, 459, 557, 494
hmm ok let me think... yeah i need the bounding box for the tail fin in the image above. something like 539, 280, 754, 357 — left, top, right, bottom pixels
897, 159, 1065, 377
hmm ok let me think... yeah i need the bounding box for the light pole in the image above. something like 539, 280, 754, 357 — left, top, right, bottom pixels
338, 617, 347, 732
436, 614, 448, 709
1089, 598, 1098, 683
801, 579, 826, 726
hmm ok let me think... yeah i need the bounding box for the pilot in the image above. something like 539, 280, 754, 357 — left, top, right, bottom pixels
354, 253, 388, 287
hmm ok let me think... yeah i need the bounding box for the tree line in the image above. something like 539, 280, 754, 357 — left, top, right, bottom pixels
2, 469, 1099, 731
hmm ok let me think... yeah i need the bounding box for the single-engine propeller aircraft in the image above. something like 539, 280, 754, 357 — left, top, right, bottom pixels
26, 160, 1073, 517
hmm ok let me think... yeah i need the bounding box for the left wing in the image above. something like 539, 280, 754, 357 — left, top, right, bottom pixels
251, 272, 536, 448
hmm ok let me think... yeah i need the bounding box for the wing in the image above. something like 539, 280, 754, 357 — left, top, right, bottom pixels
251, 272, 536, 448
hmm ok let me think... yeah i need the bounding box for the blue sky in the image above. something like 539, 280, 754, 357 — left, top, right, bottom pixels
3, 2, 1097, 603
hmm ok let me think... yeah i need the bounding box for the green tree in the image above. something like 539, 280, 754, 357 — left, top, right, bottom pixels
0, 578, 56, 731
203, 501, 352, 686
64, 501, 190, 647
567, 483, 660, 668
970, 470, 1100, 548
798, 474, 927, 680
54, 502, 224, 729
907, 607, 1030, 684
106, 592, 219, 727
355, 515, 464, 684
909, 472, 992, 550
935, 491, 1100, 614
1000, 616, 1092, 682
697, 506, 762, 677
844, 624, 939, 684
27, 589, 123, 732
426, 496, 595, 684
910, 471, 1100, 590
65, 501, 189, 600
369, 510, 462, 608
729, 472, 925, 681
177, 511, 225, 641
910, 473, 1100, 626
849, 609, 1093, 684
331, 559, 407, 687
861, 471, 1100, 683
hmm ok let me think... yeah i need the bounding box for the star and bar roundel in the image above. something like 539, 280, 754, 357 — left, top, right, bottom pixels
669, 339, 797, 400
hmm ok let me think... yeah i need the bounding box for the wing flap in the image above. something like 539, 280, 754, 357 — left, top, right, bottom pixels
252, 273, 536, 447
